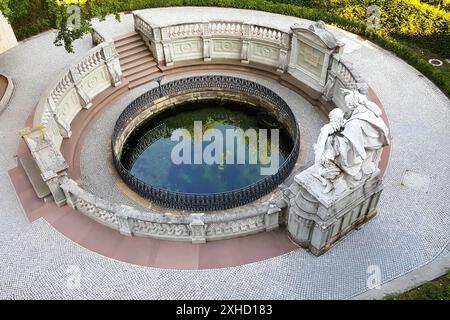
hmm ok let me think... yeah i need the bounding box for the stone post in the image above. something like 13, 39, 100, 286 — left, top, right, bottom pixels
151, 27, 164, 63
69, 67, 92, 110
117, 205, 134, 236
277, 49, 289, 73
60, 178, 76, 209
20, 126, 69, 207
189, 213, 206, 244
265, 202, 281, 231
41, 171, 67, 207
101, 42, 123, 87
162, 41, 174, 67
202, 22, 212, 62
241, 24, 251, 64
49, 97, 72, 138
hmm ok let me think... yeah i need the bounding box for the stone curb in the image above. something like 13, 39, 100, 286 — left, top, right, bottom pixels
0, 73, 14, 114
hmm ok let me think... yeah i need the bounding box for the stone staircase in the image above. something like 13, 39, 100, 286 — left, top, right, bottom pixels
114, 32, 162, 89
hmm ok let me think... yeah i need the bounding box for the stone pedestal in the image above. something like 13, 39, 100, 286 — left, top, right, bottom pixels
20, 126, 69, 207
287, 165, 383, 256
0, 11, 17, 54
189, 214, 206, 244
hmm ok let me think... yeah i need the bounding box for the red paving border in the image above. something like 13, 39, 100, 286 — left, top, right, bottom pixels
9, 67, 390, 270
9, 164, 297, 269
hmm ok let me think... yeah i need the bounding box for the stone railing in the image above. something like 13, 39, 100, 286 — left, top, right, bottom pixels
60, 178, 280, 243
91, 28, 108, 46
134, 14, 291, 72
134, 12, 369, 110
33, 41, 122, 148
323, 55, 368, 111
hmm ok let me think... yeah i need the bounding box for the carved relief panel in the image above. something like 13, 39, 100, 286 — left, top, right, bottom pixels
249, 42, 280, 67
172, 39, 203, 61
296, 40, 325, 79
211, 39, 241, 59
80, 65, 111, 100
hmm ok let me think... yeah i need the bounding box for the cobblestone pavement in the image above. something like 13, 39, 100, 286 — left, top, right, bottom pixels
0, 11, 449, 299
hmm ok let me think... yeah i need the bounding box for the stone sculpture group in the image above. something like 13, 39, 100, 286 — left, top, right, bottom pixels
314, 89, 390, 194
287, 89, 390, 255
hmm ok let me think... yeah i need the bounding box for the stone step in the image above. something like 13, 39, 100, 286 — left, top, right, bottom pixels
129, 72, 163, 89
118, 46, 149, 60
113, 31, 140, 42
114, 35, 142, 48
19, 156, 51, 199
116, 41, 147, 55
94, 81, 130, 110
126, 67, 161, 83
122, 57, 157, 72
123, 63, 160, 78
119, 50, 153, 65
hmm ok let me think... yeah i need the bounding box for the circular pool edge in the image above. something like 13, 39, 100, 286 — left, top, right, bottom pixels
112, 75, 300, 212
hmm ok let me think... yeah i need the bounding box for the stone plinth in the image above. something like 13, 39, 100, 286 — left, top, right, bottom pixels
287, 165, 383, 256
20, 126, 68, 207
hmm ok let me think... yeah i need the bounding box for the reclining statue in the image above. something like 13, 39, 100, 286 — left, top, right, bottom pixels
314, 89, 390, 193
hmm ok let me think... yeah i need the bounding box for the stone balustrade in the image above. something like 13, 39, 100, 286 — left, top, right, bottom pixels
134, 14, 291, 72
323, 55, 368, 110
60, 178, 280, 243
133, 12, 367, 106
33, 41, 122, 148
91, 28, 108, 46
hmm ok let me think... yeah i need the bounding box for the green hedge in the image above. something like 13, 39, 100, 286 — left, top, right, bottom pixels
271, 0, 450, 55
385, 270, 450, 300
0, 0, 51, 41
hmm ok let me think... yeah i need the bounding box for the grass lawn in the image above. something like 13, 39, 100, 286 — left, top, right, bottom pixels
384, 270, 450, 300
395, 37, 450, 95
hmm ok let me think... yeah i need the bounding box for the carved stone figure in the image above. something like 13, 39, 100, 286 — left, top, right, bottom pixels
313, 108, 346, 193
314, 90, 390, 193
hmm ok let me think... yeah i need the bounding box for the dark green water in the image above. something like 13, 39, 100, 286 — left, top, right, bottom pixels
121, 100, 293, 194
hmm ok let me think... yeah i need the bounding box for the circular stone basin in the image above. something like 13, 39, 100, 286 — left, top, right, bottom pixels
120, 100, 294, 194
112, 75, 300, 211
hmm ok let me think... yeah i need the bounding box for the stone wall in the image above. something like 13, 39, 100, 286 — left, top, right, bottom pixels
0, 11, 17, 54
